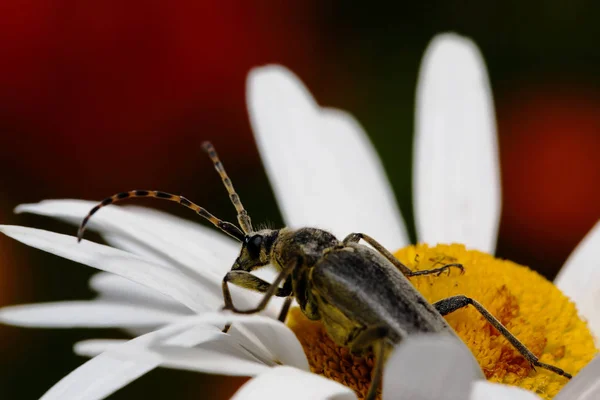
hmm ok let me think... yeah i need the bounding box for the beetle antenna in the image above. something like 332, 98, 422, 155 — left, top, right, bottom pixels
77, 190, 245, 243
202, 141, 253, 234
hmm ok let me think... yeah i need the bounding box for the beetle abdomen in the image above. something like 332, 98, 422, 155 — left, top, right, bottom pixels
311, 243, 452, 341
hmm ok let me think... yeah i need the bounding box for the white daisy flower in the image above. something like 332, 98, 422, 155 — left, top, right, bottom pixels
1, 32, 599, 400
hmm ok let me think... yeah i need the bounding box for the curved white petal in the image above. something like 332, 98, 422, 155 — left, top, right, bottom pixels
383, 335, 482, 400
248, 65, 408, 249
554, 221, 600, 339
41, 349, 156, 400
77, 338, 271, 377
0, 225, 221, 313
75, 313, 307, 373
40, 319, 197, 400
118, 205, 239, 273
73, 317, 307, 373
90, 272, 192, 314
414, 33, 500, 253
556, 356, 600, 400
75, 339, 128, 357
42, 313, 292, 400
109, 343, 271, 376
0, 301, 186, 328
227, 317, 309, 371
470, 381, 541, 400
121, 313, 309, 372
74, 325, 225, 357
16, 200, 238, 277
232, 366, 356, 400
101, 232, 169, 265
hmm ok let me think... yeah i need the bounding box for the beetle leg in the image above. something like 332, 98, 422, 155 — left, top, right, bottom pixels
222, 259, 296, 315
221, 271, 292, 332
277, 296, 294, 323
408, 262, 464, 277
434, 295, 572, 379
366, 340, 386, 400
343, 232, 463, 277
347, 325, 391, 400
223, 293, 292, 334
343, 232, 414, 275
222, 271, 291, 298
348, 325, 390, 352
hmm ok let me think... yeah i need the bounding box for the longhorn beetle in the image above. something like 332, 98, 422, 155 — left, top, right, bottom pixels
78, 142, 572, 399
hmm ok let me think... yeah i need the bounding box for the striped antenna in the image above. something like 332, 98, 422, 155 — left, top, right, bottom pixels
202, 142, 253, 234
77, 190, 245, 242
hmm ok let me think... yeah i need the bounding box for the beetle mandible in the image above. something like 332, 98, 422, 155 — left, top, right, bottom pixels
78, 142, 572, 400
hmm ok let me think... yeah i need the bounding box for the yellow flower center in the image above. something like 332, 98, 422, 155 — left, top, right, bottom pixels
287, 243, 597, 400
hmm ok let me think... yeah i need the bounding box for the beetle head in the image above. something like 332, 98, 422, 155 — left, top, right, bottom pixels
232, 229, 280, 271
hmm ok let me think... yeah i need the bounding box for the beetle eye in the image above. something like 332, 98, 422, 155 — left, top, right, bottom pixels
245, 235, 263, 258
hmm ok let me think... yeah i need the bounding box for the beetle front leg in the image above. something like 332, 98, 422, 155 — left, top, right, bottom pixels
222, 260, 296, 316
434, 295, 572, 379
343, 232, 463, 277
277, 296, 294, 323
222, 271, 292, 312
221, 271, 292, 333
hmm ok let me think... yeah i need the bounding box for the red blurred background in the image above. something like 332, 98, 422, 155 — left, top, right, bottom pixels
0, 1, 598, 398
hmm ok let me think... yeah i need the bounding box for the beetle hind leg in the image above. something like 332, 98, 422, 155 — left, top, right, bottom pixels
366, 340, 386, 400
434, 295, 572, 379
347, 325, 393, 400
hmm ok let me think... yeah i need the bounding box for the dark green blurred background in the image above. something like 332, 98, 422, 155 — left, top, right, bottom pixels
1, 1, 599, 398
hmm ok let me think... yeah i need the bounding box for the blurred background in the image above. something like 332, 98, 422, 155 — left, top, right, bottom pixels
1, 1, 599, 398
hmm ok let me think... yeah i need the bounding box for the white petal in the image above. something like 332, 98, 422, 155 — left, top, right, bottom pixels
109, 343, 271, 376
414, 33, 500, 253
383, 335, 482, 400
42, 313, 278, 400
117, 205, 239, 273
16, 200, 238, 277
554, 221, 600, 339
76, 313, 309, 373
166, 313, 308, 371
75, 339, 127, 356
76, 336, 271, 376
41, 351, 156, 400
89, 272, 192, 314
0, 301, 186, 328
86, 255, 223, 314
232, 366, 356, 400
101, 232, 167, 264
227, 317, 309, 371
248, 65, 409, 249
40, 320, 193, 400
74, 325, 225, 357
470, 381, 541, 400
0, 225, 221, 313
556, 356, 600, 400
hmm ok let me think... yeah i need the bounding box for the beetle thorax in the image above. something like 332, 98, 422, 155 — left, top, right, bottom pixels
272, 227, 340, 269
